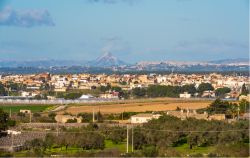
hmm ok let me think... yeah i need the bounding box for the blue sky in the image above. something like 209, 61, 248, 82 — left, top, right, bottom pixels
0, 0, 249, 63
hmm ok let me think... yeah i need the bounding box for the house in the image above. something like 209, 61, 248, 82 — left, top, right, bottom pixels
130, 113, 161, 124
55, 114, 82, 123
239, 94, 250, 101
79, 94, 94, 99
100, 92, 119, 99
167, 109, 208, 120
202, 90, 215, 98
54, 87, 67, 92
21, 91, 40, 97
208, 114, 226, 120
240, 112, 250, 120
7, 130, 21, 135
179, 92, 191, 99
20, 109, 31, 114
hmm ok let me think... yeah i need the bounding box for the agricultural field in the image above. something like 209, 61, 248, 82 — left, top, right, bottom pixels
0, 105, 55, 113
60, 98, 213, 114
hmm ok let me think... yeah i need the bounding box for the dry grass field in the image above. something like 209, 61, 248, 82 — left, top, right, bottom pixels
59, 98, 213, 114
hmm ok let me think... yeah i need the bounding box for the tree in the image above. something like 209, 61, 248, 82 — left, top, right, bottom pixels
43, 134, 55, 151
182, 84, 197, 95
77, 133, 105, 150
33, 113, 41, 117
48, 112, 56, 120
132, 87, 146, 98
96, 111, 104, 123
77, 113, 92, 122
111, 86, 122, 93
187, 133, 199, 149
64, 92, 82, 100
27, 138, 44, 156
239, 99, 250, 113
215, 87, 231, 97
197, 83, 214, 94
142, 146, 158, 157
119, 81, 127, 85
0, 82, 7, 96
6, 81, 21, 91
0, 108, 9, 136
207, 99, 230, 114
66, 118, 77, 123
40, 83, 51, 91
108, 127, 126, 144
241, 83, 249, 95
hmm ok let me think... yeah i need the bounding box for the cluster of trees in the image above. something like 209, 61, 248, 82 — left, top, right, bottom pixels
22, 114, 249, 157
24, 132, 105, 156
0, 82, 7, 96
215, 87, 231, 97
201, 99, 250, 119
132, 115, 249, 156
241, 83, 249, 95
131, 83, 214, 98
0, 108, 16, 137
0, 81, 28, 96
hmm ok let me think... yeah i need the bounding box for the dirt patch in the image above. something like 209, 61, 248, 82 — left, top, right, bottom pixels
60, 100, 211, 114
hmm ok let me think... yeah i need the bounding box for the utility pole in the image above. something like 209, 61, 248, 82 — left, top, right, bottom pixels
57, 122, 59, 137
11, 133, 13, 148
237, 105, 240, 120
92, 108, 95, 123
126, 124, 129, 153
29, 112, 32, 123
131, 125, 134, 152
9, 108, 11, 118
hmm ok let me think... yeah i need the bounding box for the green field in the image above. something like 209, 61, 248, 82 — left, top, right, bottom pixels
13, 140, 131, 157
175, 143, 215, 156
0, 105, 55, 113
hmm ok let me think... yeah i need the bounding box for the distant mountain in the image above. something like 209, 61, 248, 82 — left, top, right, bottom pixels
0, 59, 86, 68
87, 52, 126, 67
209, 58, 249, 65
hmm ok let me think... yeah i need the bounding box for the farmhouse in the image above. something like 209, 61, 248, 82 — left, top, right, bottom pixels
167, 109, 208, 120
130, 113, 161, 124
208, 114, 226, 120
20, 110, 31, 114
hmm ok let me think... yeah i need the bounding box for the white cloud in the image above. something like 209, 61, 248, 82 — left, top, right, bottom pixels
0, 6, 55, 27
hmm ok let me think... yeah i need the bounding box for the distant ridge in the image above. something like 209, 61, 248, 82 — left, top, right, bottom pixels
0, 57, 248, 68
209, 58, 249, 65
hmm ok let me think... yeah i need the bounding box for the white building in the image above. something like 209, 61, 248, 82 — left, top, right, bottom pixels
179, 92, 191, 98
7, 130, 21, 135
79, 94, 94, 99
20, 109, 31, 114
130, 113, 161, 124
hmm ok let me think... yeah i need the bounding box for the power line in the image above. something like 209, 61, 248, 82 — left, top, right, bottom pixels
138, 128, 249, 133
19, 128, 249, 134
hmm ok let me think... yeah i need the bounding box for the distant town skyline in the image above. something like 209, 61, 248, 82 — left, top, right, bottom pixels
0, 0, 249, 62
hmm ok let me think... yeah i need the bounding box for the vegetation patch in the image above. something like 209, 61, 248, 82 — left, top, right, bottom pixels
0, 105, 54, 113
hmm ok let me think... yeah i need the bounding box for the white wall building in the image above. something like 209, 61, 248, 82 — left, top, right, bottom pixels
179, 92, 191, 98
130, 113, 161, 124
